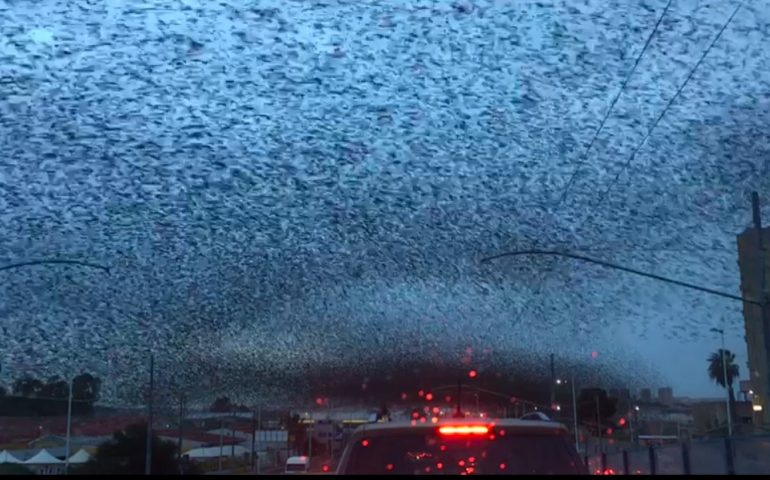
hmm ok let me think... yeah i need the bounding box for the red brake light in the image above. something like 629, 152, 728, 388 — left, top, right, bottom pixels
438, 425, 489, 436
322, 465, 330, 472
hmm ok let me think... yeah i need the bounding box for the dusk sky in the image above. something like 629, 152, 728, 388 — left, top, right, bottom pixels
1, 0, 768, 406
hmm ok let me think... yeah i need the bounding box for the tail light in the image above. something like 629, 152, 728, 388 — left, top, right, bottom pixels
438, 425, 489, 436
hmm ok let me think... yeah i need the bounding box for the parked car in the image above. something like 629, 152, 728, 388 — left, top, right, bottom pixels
285, 455, 310, 474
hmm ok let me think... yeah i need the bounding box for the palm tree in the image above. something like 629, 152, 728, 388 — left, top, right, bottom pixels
707, 349, 740, 424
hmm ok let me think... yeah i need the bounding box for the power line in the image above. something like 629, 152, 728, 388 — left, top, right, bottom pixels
1, 393, 94, 403
555, 0, 674, 209
587, 1, 744, 211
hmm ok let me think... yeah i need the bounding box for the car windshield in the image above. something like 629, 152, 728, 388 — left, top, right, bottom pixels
2, 0, 770, 476
343, 430, 585, 475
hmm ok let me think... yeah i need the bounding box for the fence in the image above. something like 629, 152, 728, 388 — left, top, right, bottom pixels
585, 435, 770, 475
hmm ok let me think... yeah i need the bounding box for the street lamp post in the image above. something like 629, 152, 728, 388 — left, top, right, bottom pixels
256, 406, 262, 475
145, 353, 155, 475
555, 376, 579, 453
710, 327, 733, 437
481, 192, 770, 426
218, 417, 224, 472
570, 373, 580, 452
595, 394, 603, 454
631, 405, 640, 443
64, 376, 74, 474
0, 258, 110, 476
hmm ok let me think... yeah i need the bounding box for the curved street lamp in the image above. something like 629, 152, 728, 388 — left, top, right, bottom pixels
429, 383, 551, 413
480, 192, 769, 441
1, 258, 110, 474
0, 259, 110, 274
480, 249, 758, 306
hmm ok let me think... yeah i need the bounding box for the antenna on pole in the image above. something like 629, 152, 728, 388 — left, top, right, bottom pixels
752, 191, 763, 239
453, 380, 465, 418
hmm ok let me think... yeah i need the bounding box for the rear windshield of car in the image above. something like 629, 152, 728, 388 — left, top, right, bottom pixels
342, 428, 586, 475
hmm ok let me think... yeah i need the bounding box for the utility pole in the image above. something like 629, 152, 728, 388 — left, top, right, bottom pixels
752, 192, 770, 425
218, 417, 224, 472
145, 353, 154, 475
256, 406, 262, 474
64, 376, 74, 475
595, 394, 603, 454
177, 393, 185, 474
550, 353, 556, 412
453, 380, 464, 418
571, 374, 579, 453
251, 408, 257, 472
230, 410, 236, 469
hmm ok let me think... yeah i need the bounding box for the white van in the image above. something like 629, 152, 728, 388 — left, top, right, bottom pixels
285, 455, 310, 474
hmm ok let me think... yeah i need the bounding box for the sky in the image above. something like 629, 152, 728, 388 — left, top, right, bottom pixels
1, 0, 769, 405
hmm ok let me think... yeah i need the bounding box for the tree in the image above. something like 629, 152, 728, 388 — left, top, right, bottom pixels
286, 413, 308, 454
211, 396, 232, 412
73, 373, 101, 403
210, 396, 250, 413
377, 402, 391, 422
576, 388, 617, 436
41, 376, 69, 399
2, 373, 101, 416
75, 422, 196, 475
708, 349, 740, 422
13, 376, 44, 397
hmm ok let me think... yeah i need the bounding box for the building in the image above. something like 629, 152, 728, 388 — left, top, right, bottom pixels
615, 388, 632, 412
736, 225, 770, 425
658, 387, 674, 406
632, 403, 694, 440
640, 388, 652, 403
691, 400, 755, 437
0, 415, 144, 444
739, 380, 754, 401
156, 430, 243, 452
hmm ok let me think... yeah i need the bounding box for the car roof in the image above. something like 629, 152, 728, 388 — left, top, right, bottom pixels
349, 418, 568, 438
286, 456, 310, 464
